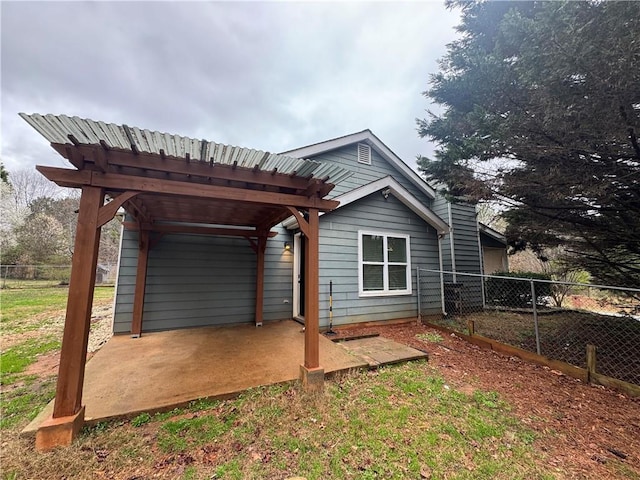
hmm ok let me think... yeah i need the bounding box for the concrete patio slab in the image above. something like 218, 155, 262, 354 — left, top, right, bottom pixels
23, 321, 367, 436
336, 336, 428, 367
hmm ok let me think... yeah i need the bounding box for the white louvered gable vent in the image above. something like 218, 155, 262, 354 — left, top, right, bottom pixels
357, 143, 371, 165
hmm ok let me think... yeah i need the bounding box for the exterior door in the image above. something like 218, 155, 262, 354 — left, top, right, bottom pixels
292, 233, 305, 320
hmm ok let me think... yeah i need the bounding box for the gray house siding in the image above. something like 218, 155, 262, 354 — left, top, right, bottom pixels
111, 138, 489, 332
316, 191, 441, 327
308, 145, 433, 207
113, 226, 293, 334
432, 197, 484, 311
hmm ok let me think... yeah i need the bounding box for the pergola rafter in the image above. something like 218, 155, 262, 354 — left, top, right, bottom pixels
23, 113, 348, 451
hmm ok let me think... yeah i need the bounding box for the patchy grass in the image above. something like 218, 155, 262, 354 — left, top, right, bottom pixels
1, 337, 61, 382
0, 376, 57, 430
0, 286, 115, 443
3, 363, 553, 480
0, 286, 114, 334
416, 332, 444, 343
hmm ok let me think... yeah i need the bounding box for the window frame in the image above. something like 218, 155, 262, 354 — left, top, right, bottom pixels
358, 230, 412, 297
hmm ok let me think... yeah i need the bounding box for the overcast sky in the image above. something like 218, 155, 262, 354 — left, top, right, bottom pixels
1, 1, 460, 175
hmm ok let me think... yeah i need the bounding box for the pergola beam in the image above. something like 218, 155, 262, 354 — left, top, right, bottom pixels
131, 230, 150, 337
52, 144, 320, 193
37, 166, 339, 211
123, 222, 279, 238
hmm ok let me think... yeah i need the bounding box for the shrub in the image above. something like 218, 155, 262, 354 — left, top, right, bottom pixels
485, 272, 552, 308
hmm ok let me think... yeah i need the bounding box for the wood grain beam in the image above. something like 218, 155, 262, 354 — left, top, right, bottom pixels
55, 144, 315, 192
53, 186, 104, 418
286, 207, 309, 237
123, 222, 278, 238
97, 192, 138, 227
131, 230, 150, 337
36, 166, 340, 211
304, 208, 320, 369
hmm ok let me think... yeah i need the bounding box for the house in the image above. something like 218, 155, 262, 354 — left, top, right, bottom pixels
112, 129, 489, 332
479, 224, 509, 274
95, 264, 110, 284
21, 114, 503, 449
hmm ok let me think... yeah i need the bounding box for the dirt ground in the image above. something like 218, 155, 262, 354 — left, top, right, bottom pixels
331, 322, 640, 479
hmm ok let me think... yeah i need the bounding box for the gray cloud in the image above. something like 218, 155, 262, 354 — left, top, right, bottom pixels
1, 1, 459, 173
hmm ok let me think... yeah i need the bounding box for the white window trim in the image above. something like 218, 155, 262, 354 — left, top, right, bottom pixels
357, 143, 371, 165
358, 230, 412, 297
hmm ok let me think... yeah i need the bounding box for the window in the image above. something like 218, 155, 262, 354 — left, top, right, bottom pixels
357, 143, 371, 165
358, 231, 411, 296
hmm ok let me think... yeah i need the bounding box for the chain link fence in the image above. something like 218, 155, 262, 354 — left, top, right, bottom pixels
1, 264, 117, 289
417, 269, 640, 388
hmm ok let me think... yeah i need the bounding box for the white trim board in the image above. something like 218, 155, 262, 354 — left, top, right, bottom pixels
282, 176, 449, 235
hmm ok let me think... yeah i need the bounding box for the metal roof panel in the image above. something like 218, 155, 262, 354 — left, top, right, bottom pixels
20, 113, 352, 185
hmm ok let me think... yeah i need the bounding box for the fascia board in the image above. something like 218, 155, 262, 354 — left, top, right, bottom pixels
282, 176, 449, 234
479, 223, 507, 244
281, 131, 436, 199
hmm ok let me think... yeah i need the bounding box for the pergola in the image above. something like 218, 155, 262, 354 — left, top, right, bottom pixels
21, 114, 349, 450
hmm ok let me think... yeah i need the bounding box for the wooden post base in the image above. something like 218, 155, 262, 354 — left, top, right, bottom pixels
35, 407, 85, 452
300, 365, 324, 392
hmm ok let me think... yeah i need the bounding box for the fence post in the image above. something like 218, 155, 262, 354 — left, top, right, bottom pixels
416, 267, 422, 325
531, 280, 541, 355
467, 319, 475, 337
586, 344, 597, 383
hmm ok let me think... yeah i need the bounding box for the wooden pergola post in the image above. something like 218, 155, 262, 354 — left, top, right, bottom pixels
131, 229, 150, 337
255, 232, 267, 327
36, 186, 104, 451
300, 208, 324, 390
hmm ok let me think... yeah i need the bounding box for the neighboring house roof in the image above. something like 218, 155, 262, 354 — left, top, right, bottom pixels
478, 223, 507, 245
20, 113, 353, 186
281, 129, 436, 199
284, 176, 450, 235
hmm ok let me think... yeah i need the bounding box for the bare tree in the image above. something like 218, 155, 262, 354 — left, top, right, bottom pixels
8, 168, 65, 208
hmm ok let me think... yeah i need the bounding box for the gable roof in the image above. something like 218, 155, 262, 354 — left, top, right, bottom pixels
479, 223, 507, 245
281, 130, 436, 199
284, 176, 449, 235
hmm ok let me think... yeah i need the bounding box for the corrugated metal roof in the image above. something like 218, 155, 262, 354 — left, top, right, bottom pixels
20, 113, 353, 185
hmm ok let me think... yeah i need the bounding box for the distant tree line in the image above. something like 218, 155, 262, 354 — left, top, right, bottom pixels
0, 165, 121, 268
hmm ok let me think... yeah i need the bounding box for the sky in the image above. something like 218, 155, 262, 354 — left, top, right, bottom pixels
1, 1, 461, 175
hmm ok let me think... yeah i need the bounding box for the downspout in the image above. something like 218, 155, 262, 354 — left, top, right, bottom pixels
438, 233, 446, 315
447, 202, 457, 282
476, 221, 487, 307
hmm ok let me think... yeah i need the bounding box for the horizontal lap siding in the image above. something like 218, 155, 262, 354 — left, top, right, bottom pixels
318, 192, 441, 326
312, 145, 433, 208
432, 199, 484, 310
113, 226, 293, 333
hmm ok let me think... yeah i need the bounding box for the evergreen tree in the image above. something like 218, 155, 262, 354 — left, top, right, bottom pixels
419, 1, 640, 287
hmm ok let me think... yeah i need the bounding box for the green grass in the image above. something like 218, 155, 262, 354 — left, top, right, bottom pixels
0, 376, 56, 429
0, 285, 116, 435
0, 337, 61, 381
131, 365, 549, 479
416, 332, 444, 343
0, 285, 114, 330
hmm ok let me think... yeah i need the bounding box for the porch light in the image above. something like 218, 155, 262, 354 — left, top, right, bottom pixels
284, 241, 292, 251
